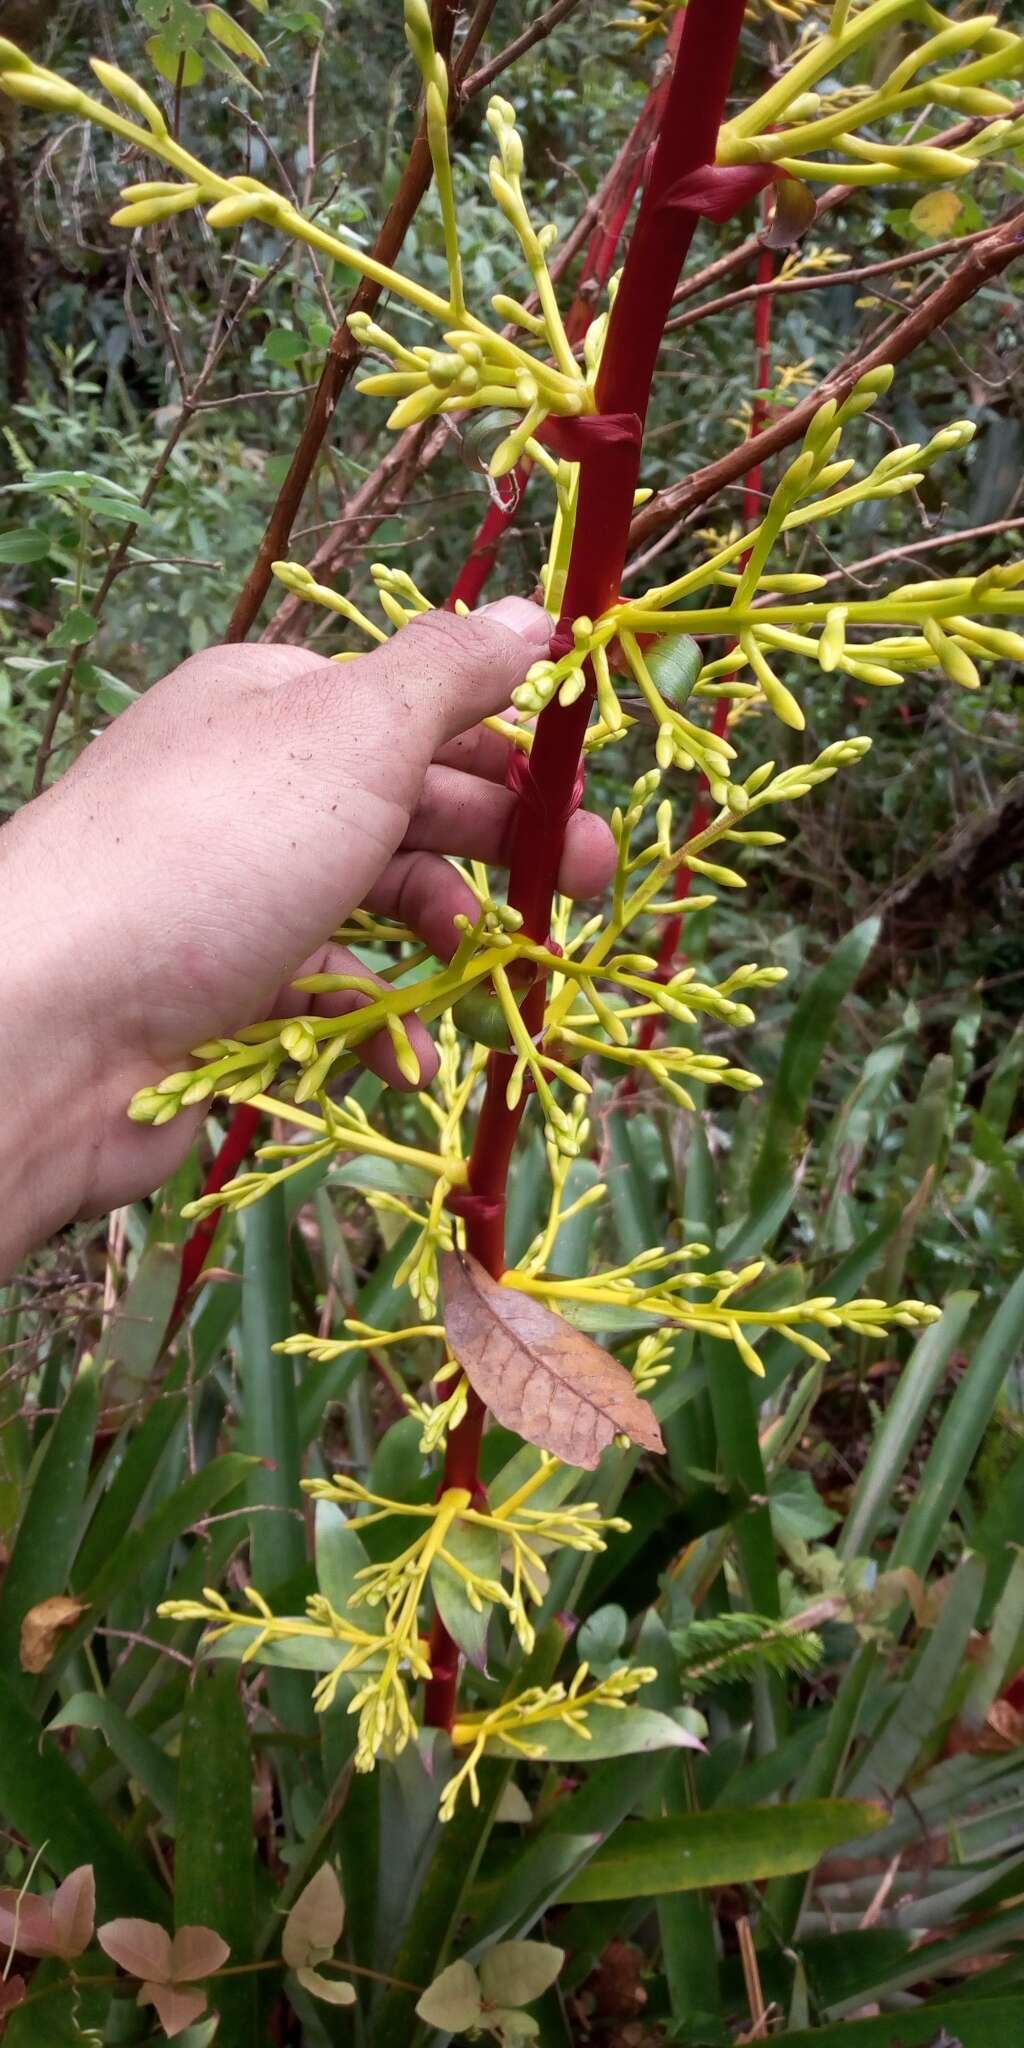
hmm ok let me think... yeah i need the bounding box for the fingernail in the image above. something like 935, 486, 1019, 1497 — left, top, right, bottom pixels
481, 596, 554, 646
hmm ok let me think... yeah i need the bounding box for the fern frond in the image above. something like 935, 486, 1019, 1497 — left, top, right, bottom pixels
672, 1612, 824, 1687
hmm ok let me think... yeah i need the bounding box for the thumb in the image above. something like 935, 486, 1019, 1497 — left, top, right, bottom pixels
345, 596, 551, 752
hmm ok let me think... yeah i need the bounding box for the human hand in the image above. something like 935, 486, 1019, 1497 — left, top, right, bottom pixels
0, 600, 615, 1273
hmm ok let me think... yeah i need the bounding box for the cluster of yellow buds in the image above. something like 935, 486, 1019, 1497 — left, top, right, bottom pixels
719, 4, 1024, 187
160, 1462, 655, 1806
504, 1254, 940, 1377
615, 0, 827, 42
442, 1662, 665, 1819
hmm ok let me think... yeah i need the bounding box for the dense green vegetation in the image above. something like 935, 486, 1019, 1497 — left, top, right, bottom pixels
1, 2, 1023, 2043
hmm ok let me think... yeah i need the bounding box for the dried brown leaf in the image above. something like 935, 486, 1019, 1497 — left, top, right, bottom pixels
760, 175, 816, 250
20, 1595, 87, 1674
441, 1253, 664, 1471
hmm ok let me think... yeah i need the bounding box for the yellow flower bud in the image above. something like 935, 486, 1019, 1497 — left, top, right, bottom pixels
89, 56, 166, 134
0, 68, 81, 111
205, 193, 269, 228
0, 36, 34, 71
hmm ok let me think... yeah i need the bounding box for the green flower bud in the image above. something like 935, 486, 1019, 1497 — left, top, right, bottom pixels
0, 36, 33, 70
89, 56, 166, 134
0, 68, 81, 111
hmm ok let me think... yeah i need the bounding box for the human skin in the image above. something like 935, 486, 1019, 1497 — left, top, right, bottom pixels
0, 599, 615, 1279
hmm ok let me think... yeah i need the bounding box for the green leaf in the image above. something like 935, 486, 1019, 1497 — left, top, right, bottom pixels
838, 1293, 976, 1562
561, 1802, 885, 1903
176, 1667, 256, 2044
242, 1190, 306, 1590
0, 1355, 100, 1697
46, 1693, 177, 1821
782, 1995, 1024, 2048
205, 1627, 349, 1671
0, 1668, 165, 1916
0, 529, 51, 562
265, 328, 309, 365
891, 1267, 1024, 1583
490, 1703, 703, 1764
577, 1604, 628, 1675
769, 1469, 838, 1548
431, 1518, 502, 1671
147, 33, 204, 84
846, 1556, 985, 1803
92, 1240, 181, 1400
314, 1500, 371, 1615
48, 604, 97, 647
75, 1453, 257, 1615
646, 634, 702, 709
204, 3, 268, 63
95, 673, 140, 714
748, 917, 880, 1212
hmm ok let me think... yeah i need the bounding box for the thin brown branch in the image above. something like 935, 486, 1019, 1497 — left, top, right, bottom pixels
462, 0, 586, 98
223, 0, 527, 647
665, 224, 1002, 332
822, 514, 1024, 587
628, 204, 1024, 549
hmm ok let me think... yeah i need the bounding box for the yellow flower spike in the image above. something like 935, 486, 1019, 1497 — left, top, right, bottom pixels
271, 561, 387, 642
443, 1664, 658, 1819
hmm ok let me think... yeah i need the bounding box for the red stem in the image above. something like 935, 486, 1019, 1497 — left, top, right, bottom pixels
426, 0, 749, 1733
166, 1103, 262, 1336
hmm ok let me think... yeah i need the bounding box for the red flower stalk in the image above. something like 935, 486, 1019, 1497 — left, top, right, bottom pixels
425, 0, 751, 1733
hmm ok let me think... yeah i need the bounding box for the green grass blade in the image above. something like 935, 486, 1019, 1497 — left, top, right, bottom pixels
838, 1292, 977, 1562
241, 1187, 305, 1590
0, 1667, 166, 1915
559, 1800, 885, 1903
0, 1352, 100, 1698
891, 1267, 1024, 1582
781, 1994, 1024, 2047
46, 1691, 177, 1821
176, 1666, 257, 2045
845, 1555, 985, 1803
748, 916, 880, 1214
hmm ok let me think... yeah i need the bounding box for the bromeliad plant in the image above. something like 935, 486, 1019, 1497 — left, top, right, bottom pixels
5, 0, 1024, 1869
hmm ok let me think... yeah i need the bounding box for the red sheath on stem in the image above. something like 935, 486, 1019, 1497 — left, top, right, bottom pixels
426, 0, 750, 1734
